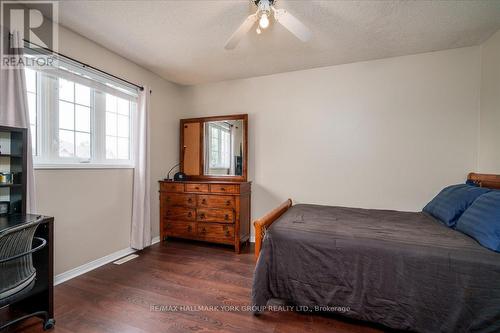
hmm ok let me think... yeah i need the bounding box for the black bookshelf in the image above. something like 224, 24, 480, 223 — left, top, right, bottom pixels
0, 125, 27, 215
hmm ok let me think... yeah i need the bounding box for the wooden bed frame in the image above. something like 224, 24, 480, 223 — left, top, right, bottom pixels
253, 199, 292, 260
467, 173, 500, 190
253, 173, 500, 259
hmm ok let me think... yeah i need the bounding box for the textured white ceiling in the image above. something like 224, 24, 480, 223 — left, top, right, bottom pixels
54, 0, 500, 85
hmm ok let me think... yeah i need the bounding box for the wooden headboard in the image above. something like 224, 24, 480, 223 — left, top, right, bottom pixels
467, 173, 500, 190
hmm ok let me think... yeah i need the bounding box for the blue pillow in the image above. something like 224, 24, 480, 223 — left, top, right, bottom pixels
465, 179, 479, 187
423, 184, 490, 227
456, 191, 500, 252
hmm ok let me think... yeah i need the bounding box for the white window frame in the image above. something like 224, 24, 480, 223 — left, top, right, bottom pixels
26, 69, 137, 170
208, 123, 231, 169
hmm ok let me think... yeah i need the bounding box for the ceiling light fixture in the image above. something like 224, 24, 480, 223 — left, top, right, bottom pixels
259, 12, 269, 29
225, 0, 312, 50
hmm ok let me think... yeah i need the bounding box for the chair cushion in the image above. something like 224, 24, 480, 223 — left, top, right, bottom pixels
456, 191, 500, 252
423, 184, 490, 227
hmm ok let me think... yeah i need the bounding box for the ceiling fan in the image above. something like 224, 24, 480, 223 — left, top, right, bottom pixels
225, 0, 312, 50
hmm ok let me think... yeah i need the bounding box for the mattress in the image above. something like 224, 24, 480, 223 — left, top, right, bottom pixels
252, 204, 500, 332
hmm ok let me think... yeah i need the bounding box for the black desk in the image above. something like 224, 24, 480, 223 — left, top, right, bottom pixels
0, 214, 54, 330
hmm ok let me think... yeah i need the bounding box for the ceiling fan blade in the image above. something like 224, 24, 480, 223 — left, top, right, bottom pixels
225, 13, 259, 50
273, 8, 311, 42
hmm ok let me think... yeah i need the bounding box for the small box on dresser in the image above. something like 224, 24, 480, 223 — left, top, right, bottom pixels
159, 180, 251, 253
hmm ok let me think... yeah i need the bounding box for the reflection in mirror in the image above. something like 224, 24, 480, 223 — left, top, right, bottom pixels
204, 120, 244, 176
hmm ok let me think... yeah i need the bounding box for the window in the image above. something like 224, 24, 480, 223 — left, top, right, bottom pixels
23, 58, 138, 168
58, 78, 91, 159
105, 94, 131, 160
208, 123, 231, 169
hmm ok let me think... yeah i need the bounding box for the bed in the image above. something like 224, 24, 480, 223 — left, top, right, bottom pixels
252, 173, 500, 333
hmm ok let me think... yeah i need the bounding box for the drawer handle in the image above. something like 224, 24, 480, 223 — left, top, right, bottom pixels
201, 228, 207, 234
220, 187, 226, 191
187, 225, 192, 232
200, 213, 205, 219
167, 223, 171, 228
202, 199, 207, 204
187, 198, 193, 203
195, 187, 199, 190
187, 212, 192, 218
226, 200, 231, 206
224, 214, 229, 220
166, 197, 171, 202
225, 230, 230, 237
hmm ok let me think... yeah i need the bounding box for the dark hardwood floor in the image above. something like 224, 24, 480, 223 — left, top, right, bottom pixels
7, 239, 386, 333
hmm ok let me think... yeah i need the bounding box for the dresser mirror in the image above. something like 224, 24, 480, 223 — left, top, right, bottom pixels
180, 114, 248, 181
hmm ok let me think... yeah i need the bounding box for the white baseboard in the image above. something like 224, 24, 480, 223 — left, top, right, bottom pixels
55, 236, 160, 286
151, 236, 160, 245
54, 247, 136, 285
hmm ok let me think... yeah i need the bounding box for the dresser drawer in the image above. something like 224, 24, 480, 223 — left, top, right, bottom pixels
161, 182, 184, 193
185, 183, 209, 193
210, 184, 239, 194
197, 223, 234, 244
197, 208, 234, 223
165, 207, 195, 221
164, 221, 195, 238
164, 193, 196, 207
197, 195, 235, 208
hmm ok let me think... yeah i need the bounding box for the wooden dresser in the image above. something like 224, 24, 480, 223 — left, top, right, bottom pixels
159, 180, 251, 253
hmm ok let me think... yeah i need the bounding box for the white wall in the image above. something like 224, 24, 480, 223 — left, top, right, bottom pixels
479, 30, 500, 173
27, 22, 498, 274
35, 26, 183, 275
183, 47, 481, 239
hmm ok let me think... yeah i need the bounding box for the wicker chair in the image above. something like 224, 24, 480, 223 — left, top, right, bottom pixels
0, 216, 54, 330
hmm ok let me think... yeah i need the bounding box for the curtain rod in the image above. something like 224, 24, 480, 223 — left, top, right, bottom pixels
21, 38, 146, 92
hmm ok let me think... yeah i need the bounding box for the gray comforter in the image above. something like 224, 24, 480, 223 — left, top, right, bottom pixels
252, 204, 500, 332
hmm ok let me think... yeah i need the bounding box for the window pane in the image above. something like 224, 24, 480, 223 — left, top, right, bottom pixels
27, 93, 36, 125
106, 94, 116, 112
221, 131, 230, 167
59, 130, 74, 157
117, 98, 129, 115
106, 112, 117, 136
59, 78, 74, 102
117, 115, 129, 138
25, 69, 36, 93
75, 105, 90, 133
106, 136, 117, 159
75, 84, 90, 106
117, 138, 129, 159
75, 132, 90, 159
59, 101, 74, 130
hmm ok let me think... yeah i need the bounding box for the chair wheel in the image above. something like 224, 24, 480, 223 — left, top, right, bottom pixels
43, 318, 55, 330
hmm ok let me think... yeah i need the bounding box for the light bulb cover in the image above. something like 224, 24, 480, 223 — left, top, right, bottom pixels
259, 13, 270, 29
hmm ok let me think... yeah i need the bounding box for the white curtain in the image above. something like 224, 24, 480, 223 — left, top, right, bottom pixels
0, 30, 37, 213
130, 87, 151, 250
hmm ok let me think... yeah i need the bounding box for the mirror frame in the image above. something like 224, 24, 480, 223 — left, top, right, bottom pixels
180, 114, 248, 182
